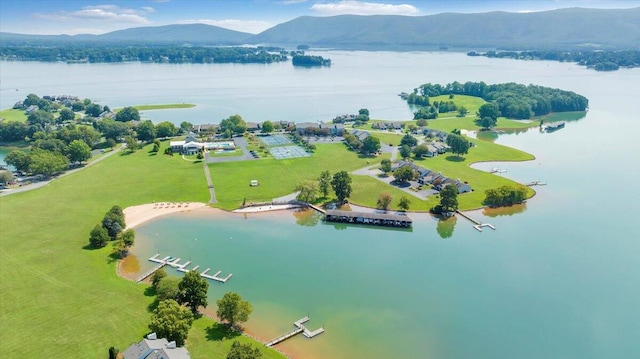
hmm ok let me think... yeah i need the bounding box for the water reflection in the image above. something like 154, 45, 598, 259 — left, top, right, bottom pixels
436, 216, 457, 239
482, 203, 527, 217
294, 208, 322, 227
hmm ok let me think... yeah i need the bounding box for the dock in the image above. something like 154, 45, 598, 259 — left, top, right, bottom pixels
146, 254, 232, 284
265, 316, 325, 347
526, 180, 547, 186
325, 210, 412, 228
308, 204, 326, 214
456, 210, 496, 232
136, 254, 171, 283
489, 167, 507, 174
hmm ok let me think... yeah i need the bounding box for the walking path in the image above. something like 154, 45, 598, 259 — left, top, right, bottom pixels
0, 146, 122, 197
202, 161, 216, 203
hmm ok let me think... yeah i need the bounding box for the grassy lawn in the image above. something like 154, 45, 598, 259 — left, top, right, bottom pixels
0, 141, 282, 359
368, 131, 404, 146
430, 94, 485, 114
209, 144, 388, 210
0, 108, 28, 123
113, 103, 196, 112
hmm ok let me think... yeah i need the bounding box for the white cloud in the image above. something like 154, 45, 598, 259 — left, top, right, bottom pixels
176, 19, 274, 34
36, 5, 152, 25
141, 7, 156, 13
311, 1, 419, 16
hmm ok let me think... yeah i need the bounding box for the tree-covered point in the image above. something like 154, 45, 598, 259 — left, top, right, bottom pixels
467, 50, 640, 71
292, 55, 331, 67
0, 46, 288, 64
406, 81, 588, 120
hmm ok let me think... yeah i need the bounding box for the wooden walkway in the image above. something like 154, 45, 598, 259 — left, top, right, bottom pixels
308, 204, 326, 214
147, 253, 233, 283
265, 316, 324, 347
456, 210, 497, 232
135, 254, 170, 283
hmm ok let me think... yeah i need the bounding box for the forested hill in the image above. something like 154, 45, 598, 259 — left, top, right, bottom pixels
250, 7, 640, 50
0, 24, 252, 46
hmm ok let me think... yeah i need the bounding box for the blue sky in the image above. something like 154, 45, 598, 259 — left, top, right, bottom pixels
1, 0, 638, 35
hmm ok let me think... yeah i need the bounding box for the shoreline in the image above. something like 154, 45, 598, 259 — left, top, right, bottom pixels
119, 202, 296, 358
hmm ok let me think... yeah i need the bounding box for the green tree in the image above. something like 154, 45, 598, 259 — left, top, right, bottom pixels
27, 110, 54, 128
156, 121, 178, 138
216, 292, 253, 328
227, 341, 263, 359
115, 106, 140, 122
361, 136, 381, 155
106, 138, 117, 149
66, 139, 92, 163
446, 133, 470, 158
151, 268, 168, 291
28, 149, 69, 177
4, 150, 31, 173
96, 118, 130, 140
398, 196, 411, 211
108, 347, 119, 359
102, 206, 125, 240
58, 108, 75, 122
376, 192, 393, 211
400, 133, 418, 147
85, 103, 103, 117
261, 121, 274, 133
157, 277, 181, 301
115, 228, 135, 257
124, 136, 138, 152
457, 106, 469, 117
412, 144, 430, 158
331, 171, 352, 202
180, 121, 194, 133
479, 116, 497, 129
416, 119, 428, 127
393, 165, 414, 183
149, 299, 194, 347
295, 180, 319, 203
357, 108, 370, 122
380, 159, 392, 173
136, 120, 157, 142
477, 102, 500, 122
0, 170, 14, 184
89, 224, 109, 248
219, 114, 247, 135
399, 145, 411, 159
177, 270, 209, 315
318, 170, 331, 198
439, 184, 459, 213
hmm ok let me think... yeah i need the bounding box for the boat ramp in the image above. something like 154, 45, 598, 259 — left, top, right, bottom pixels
138, 253, 233, 284
265, 316, 324, 347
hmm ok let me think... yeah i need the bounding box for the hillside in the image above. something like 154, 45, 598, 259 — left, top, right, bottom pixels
0, 23, 252, 46
250, 7, 640, 50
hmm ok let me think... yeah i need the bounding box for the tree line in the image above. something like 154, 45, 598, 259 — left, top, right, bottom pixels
406, 81, 588, 119
292, 55, 331, 67
468, 50, 640, 72
1, 46, 288, 64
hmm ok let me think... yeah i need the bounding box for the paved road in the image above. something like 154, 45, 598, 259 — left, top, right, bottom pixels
0, 146, 122, 197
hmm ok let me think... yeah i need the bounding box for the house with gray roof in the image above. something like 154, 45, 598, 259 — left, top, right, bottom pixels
123, 333, 190, 359
350, 130, 371, 141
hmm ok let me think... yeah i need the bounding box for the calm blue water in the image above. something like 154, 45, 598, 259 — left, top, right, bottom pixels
1, 53, 639, 359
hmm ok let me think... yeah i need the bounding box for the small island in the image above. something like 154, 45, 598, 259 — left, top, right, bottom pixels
292, 55, 331, 67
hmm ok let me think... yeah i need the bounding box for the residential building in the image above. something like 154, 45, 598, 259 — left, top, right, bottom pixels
123, 333, 190, 359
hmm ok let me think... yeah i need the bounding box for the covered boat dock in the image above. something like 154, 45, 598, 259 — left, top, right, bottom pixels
325, 210, 412, 228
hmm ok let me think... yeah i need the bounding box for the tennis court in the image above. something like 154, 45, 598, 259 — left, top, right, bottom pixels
268, 145, 311, 160
258, 134, 292, 146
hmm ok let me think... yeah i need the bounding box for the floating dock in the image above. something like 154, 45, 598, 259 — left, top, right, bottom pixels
265, 316, 324, 347
146, 254, 232, 284
526, 180, 547, 186
325, 210, 412, 228
473, 223, 496, 232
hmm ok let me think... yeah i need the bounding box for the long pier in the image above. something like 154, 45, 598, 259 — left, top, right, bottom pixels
308, 204, 326, 214
455, 210, 496, 232
148, 253, 232, 284
265, 316, 324, 347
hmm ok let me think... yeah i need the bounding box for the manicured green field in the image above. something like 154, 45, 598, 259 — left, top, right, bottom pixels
209, 144, 388, 210
0, 108, 28, 123
0, 141, 283, 359
131, 103, 196, 111
430, 94, 485, 114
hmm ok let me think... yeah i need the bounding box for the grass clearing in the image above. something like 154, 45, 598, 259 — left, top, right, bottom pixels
430, 94, 485, 114
0, 108, 28, 123
0, 141, 282, 359
209, 144, 388, 210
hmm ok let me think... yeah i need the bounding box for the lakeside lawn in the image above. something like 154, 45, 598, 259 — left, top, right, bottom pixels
429, 94, 485, 114
0, 108, 28, 123
209, 144, 388, 210
130, 103, 196, 111
0, 141, 283, 359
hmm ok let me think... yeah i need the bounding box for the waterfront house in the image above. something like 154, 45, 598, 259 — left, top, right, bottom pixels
329, 123, 346, 136
295, 122, 320, 134
350, 130, 370, 141
123, 333, 190, 359
246, 122, 261, 132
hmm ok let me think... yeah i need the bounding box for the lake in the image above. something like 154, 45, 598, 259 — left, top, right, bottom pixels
1, 52, 639, 359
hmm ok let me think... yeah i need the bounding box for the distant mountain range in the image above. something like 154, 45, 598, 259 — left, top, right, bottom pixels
2, 7, 639, 50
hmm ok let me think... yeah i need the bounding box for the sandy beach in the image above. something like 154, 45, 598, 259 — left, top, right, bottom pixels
123, 202, 207, 229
